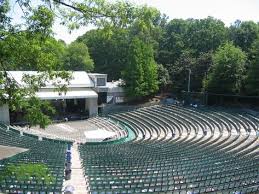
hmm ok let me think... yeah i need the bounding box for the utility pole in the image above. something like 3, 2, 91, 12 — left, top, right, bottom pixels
188, 69, 191, 93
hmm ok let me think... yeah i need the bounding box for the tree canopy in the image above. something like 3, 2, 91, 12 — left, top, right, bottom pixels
122, 38, 158, 98
63, 42, 94, 71
0, 0, 150, 127
1, 0, 259, 127
77, 17, 259, 95
204, 42, 246, 94
245, 39, 259, 95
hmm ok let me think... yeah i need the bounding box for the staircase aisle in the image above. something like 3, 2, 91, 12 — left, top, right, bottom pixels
62, 143, 89, 194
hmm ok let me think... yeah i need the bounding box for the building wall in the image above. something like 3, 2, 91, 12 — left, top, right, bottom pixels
85, 98, 98, 117
0, 104, 10, 124
107, 92, 125, 104
88, 74, 107, 87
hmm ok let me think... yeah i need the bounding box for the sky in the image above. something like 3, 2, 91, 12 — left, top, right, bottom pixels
9, 0, 259, 44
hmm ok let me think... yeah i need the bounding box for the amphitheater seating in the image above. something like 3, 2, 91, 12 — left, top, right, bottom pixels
79, 105, 259, 194
0, 124, 71, 194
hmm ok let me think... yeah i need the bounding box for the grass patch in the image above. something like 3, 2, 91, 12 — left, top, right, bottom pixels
0, 163, 54, 184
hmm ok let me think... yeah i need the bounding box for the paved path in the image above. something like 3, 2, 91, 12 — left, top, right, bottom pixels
0, 145, 28, 160
62, 144, 89, 194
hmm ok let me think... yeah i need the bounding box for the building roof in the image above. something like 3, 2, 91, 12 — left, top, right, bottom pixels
36, 89, 98, 100
88, 73, 107, 76
6, 71, 95, 88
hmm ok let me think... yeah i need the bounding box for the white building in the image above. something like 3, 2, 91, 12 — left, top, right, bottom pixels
0, 71, 98, 124
88, 74, 125, 105
0, 71, 125, 125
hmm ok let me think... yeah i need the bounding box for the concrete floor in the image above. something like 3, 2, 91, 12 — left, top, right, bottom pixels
0, 145, 28, 160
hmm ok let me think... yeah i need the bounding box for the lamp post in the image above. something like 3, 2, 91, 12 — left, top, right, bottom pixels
188, 69, 191, 93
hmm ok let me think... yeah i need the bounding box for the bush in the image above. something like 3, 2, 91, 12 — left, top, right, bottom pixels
0, 163, 54, 184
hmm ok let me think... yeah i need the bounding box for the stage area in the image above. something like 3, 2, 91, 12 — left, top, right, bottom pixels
15, 117, 127, 143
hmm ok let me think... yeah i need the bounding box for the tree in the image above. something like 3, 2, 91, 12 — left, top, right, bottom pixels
122, 38, 158, 98
166, 50, 196, 93
204, 42, 246, 94
0, 0, 10, 39
186, 17, 228, 55
77, 6, 165, 81
1, 0, 149, 128
191, 52, 213, 92
77, 28, 129, 80
229, 20, 259, 53
0, 32, 66, 71
245, 39, 259, 95
141, 41, 159, 95
157, 64, 170, 92
157, 17, 227, 65
64, 42, 94, 71
0, 2, 72, 128
157, 19, 189, 65
128, 6, 165, 50
14, 0, 154, 30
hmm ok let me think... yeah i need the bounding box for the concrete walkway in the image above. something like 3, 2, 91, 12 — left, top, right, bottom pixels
62, 144, 89, 194
0, 145, 28, 160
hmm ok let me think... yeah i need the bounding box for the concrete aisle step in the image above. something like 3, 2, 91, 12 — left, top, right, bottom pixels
62, 143, 89, 194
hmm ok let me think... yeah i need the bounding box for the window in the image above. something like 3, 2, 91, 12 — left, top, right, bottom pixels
97, 78, 106, 86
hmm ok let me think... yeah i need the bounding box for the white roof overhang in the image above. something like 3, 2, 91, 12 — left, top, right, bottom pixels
36, 89, 98, 100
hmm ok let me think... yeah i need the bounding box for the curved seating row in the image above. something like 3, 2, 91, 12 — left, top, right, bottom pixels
79, 105, 259, 194
0, 124, 70, 194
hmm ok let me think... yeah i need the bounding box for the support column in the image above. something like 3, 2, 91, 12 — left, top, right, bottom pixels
85, 98, 98, 117
0, 104, 10, 124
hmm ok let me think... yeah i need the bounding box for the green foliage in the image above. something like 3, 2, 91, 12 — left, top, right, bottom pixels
186, 17, 228, 55
0, 0, 10, 38
128, 6, 163, 45
157, 64, 170, 91
166, 50, 196, 93
0, 163, 54, 184
55, 0, 154, 30
157, 19, 189, 65
0, 33, 65, 71
1, 0, 259, 127
2, 0, 152, 128
77, 5, 165, 81
78, 28, 128, 80
158, 17, 227, 65
122, 38, 158, 98
27, 5, 55, 36
157, 17, 228, 93
64, 42, 94, 71
229, 20, 259, 52
191, 52, 213, 92
204, 42, 246, 94
0, 4, 71, 128
245, 39, 259, 95
24, 97, 55, 129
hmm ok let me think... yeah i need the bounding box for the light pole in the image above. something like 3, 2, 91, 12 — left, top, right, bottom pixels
188, 69, 191, 93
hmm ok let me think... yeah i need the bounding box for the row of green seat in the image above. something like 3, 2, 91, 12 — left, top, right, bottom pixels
0, 124, 71, 193
79, 105, 259, 193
